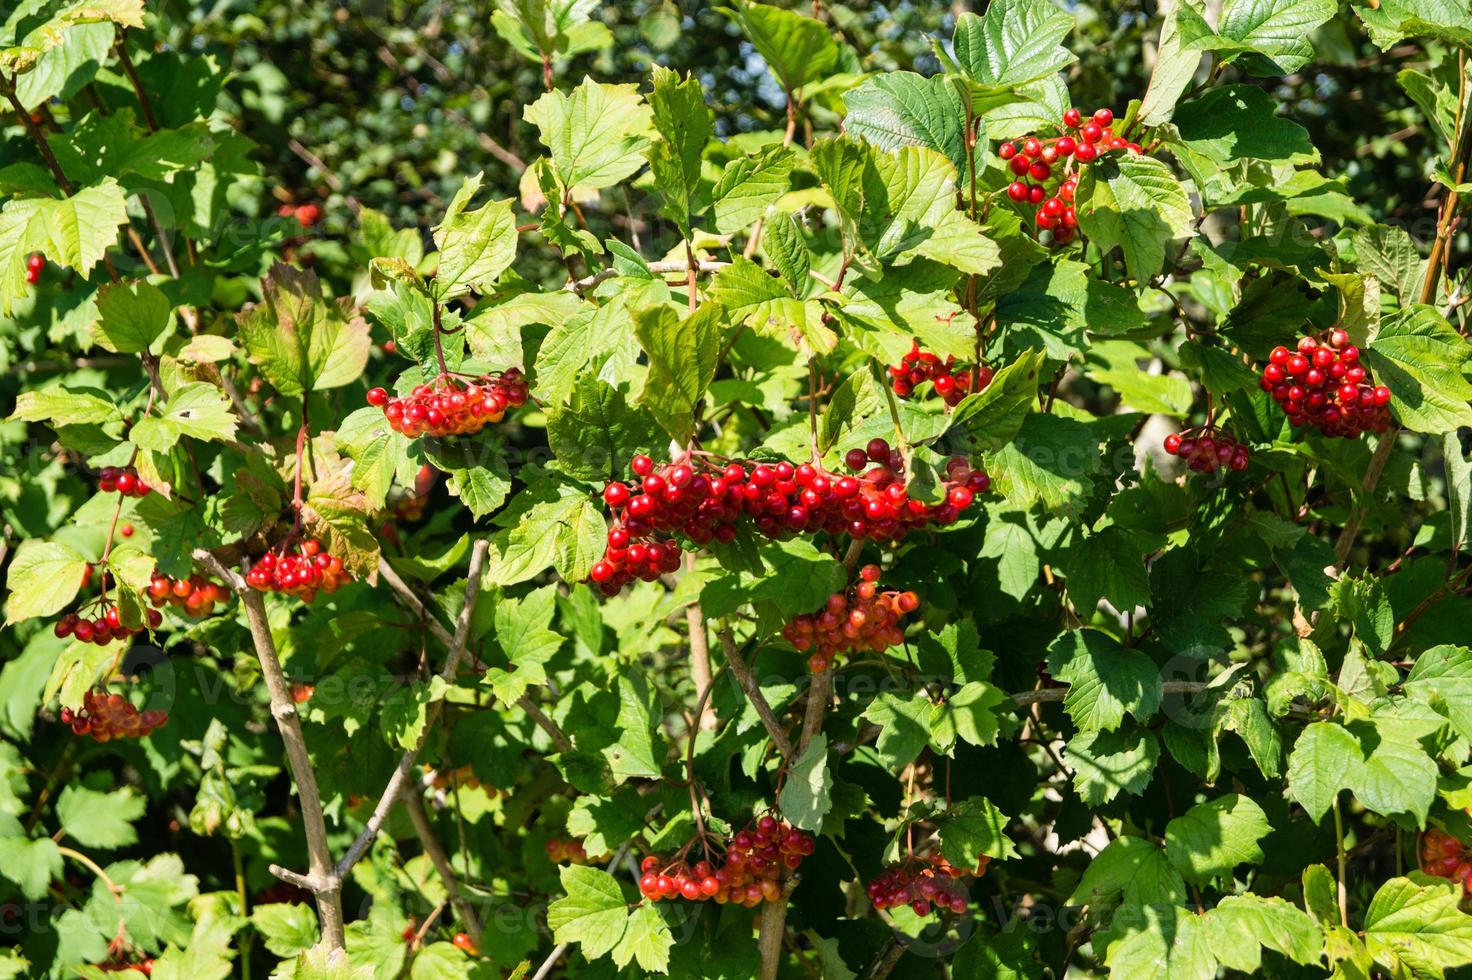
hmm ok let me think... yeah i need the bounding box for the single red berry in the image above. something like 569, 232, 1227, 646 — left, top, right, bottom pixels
1062, 107, 1082, 127
366, 387, 389, 406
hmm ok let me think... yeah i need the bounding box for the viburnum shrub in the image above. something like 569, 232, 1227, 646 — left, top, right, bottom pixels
3, 1, 1472, 978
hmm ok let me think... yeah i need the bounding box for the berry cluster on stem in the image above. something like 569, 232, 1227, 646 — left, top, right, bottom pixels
782, 564, 919, 672
1163, 426, 1250, 473
147, 571, 229, 617
1259, 330, 1392, 437
55, 599, 161, 644
366, 369, 528, 438
591, 441, 986, 595
888, 341, 994, 406
25, 253, 43, 285
97, 466, 152, 497
639, 814, 815, 906
1000, 107, 1141, 245
865, 853, 990, 917
60, 690, 167, 741
1421, 830, 1472, 895
244, 538, 351, 602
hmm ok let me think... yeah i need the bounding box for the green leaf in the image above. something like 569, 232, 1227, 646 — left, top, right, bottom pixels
0, 179, 127, 313
724, 0, 841, 95
647, 65, 712, 236
842, 72, 967, 171
708, 256, 829, 353
633, 303, 726, 444
1063, 526, 1151, 615
951, 349, 1045, 451
4, 539, 88, 623
935, 796, 1019, 868
1178, 0, 1337, 75
710, 145, 796, 235
1171, 85, 1316, 164
1285, 721, 1361, 823
251, 903, 320, 958
1358, 0, 1472, 49
0, 833, 62, 900
465, 288, 585, 366
1045, 629, 1163, 732
778, 734, 832, 833
130, 382, 238, 452
94, 279, 173, 354
986, 413, 1101, 517
492, 0, 613, 62
1203, 895, 1324, 973
534, 300, 638, 409
236, 264, 372, 396
604, 669, 666, 782
1102, 905, 1215, 980
610, 902, 672, 974
1363, 875, 1472, 976
8, 386, 122, 426
1065, 727, 1160, 805
1351, 224, 1425, 303
547, 866, 628, 961
948, 0, 1077, 87
1138, 0, 1207, 127
1362, 306, 1472, 434
1071, 836, 1188, 908
812, 139, 1001, 275
56, 785, 145, 849
547, 376, 661, 483
524, 79, 653, 194
1350, 725, 1438, 823
1163, 794, 1269, 885
1076, 154, 1194, 284
1404, 646, 1472, 743
761, 212, 810, 295
432, 173, 518, 301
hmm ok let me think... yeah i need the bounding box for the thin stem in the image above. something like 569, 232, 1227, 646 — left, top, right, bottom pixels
432, 303, 450, 378
684, 239, 700, 315
376, 553, 575, 753
404, 788, 484, 948
1333, 795, 1349, 928
113, 38, 159, 131
57, 845, 121, 897
193, 550, 346, 951
232, 841, 252, 980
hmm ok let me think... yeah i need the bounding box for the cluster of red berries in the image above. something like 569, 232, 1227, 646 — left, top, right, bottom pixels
1163, 427, 1250, 474
277, 201, 322, 227
546, 838, 590, 864
782, 564, 919, 673
147, 572, 229, 618
1259, 331, 1392, 437
999, 108, 1140, 244
366, 370, 528, 439
639, 815, 816, 907
55, 604, 161, 644
244, 539, 351, 602
866, 853, 990, 917
25, 253, 43, 284
590, 443, 986, 595
97, 466, 151, 497
888, 342, 994, 406
1421, 830, 1472, 895
59, 690, 168, 741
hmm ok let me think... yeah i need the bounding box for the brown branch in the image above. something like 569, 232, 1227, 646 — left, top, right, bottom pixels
193, 550, 346, 951
716, 628, 795, 759
404, 788, 483, 948
685, 554, 716, 731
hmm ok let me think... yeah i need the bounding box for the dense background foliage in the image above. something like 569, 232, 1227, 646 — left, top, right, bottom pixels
3, 0, 1472, 977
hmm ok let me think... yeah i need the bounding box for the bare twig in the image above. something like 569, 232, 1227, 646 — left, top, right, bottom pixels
716, 628, 795, 759
404, 787, 483, 948
568, 258, 728, 295
685, 554, 716, 731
